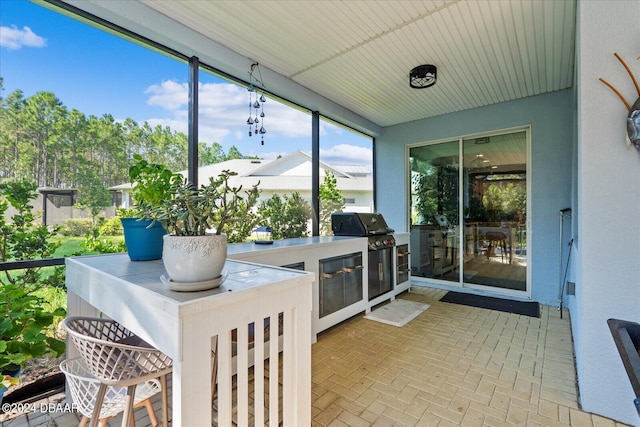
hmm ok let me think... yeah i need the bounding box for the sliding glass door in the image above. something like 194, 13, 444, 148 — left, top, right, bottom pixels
409, 128, 528, 295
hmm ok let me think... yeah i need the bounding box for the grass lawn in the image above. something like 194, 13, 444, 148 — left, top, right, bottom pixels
51, 235, 125, 258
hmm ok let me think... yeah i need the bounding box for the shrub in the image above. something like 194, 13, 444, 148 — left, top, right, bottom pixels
82, 235, 126, 254
61, 218, 93, 236
257, 192, 311, 240
0, 181, 67, 378
99, 216, 123, 236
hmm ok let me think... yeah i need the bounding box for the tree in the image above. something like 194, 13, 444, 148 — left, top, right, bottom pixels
319, 171, 344, 236
257, 192, 311, 239
414, 163, 457, 225
0, 180, 62, 286
0, 85, 265, 227
199, 142, 225, 166
482, 179, 526, 223
74, 169, 112, 227
0, 85, 26, 181
227, 145, 243, 160
22, 92, 67, 187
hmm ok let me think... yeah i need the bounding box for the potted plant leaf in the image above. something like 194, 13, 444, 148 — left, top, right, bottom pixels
148, 170, 260, 291
121, 154, 182, 261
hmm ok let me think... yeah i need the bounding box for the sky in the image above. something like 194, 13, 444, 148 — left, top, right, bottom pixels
0, 0, 373, 165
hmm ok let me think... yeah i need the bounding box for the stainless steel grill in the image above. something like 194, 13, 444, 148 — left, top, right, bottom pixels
331, 212, 394, 237
331, 212, 395, 300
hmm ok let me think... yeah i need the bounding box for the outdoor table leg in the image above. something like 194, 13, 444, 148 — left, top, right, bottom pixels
172, 322, 213, 426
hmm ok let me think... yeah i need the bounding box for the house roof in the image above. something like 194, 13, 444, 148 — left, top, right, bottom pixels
47, 0, 576, 136
195, 151, 371, 193
110, 151, 371, 193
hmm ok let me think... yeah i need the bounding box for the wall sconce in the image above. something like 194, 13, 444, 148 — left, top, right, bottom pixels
409, 64, 437, 89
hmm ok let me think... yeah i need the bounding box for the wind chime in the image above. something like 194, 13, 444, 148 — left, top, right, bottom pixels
246, 62, 267, 145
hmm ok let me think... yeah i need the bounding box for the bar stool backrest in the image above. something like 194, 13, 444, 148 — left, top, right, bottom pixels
62, 317, 173, 387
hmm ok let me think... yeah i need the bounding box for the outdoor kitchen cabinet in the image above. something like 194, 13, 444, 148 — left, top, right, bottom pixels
396, 243, 410, 285
227, 233, 411, 339
367, 246, 393, 300
319, 252, 363, 317
228, 236, 369, 340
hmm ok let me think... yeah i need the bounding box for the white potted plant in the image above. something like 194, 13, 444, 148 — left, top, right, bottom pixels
149, 170, 260, 291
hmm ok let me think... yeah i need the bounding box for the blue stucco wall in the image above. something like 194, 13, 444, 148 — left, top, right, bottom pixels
376, 89, 573, 305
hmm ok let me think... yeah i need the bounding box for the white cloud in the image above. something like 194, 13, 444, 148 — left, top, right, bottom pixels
143, 80, 312, 143
144, 117, 187, 134
0, 25, 47, 50
141, 79, 372, 166
320, 144, 372, 166
144, 80, 188, 111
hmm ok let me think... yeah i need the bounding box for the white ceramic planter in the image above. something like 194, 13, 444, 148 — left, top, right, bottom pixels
162, 234, 227, 288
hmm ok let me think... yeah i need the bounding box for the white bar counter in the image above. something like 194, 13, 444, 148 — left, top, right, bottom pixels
66, 253, 314, 427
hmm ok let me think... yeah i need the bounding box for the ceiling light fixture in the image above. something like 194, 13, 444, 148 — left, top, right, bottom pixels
409, 64, 437, 89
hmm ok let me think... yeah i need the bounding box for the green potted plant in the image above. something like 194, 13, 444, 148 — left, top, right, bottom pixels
121, 154, 182, 261
149, 170, 259, 291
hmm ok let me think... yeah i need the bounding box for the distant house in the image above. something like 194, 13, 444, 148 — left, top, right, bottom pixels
111, 151, 373, 212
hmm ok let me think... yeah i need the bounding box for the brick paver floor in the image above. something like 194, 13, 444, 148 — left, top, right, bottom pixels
1, 286, 631, 426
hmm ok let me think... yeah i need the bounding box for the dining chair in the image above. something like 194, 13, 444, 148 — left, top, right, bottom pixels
60, 357, 160, 427
485, 231, 508, 263
62, 317, 173, 427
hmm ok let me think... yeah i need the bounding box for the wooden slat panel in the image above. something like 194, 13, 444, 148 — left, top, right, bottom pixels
269, 313, 279, 426
253, 318, 265, 427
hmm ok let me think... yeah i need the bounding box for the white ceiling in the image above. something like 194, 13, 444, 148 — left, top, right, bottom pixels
55, 0, 576, 132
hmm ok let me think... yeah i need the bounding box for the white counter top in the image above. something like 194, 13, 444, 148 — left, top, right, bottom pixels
228, 235, 361, 255
66, 253, 309, 308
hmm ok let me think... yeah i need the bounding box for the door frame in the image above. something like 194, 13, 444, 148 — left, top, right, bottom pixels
405, 125, 531, 298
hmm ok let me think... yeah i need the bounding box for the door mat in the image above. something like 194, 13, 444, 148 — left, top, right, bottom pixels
364, 299, 430, 327
440, 291, 540, 317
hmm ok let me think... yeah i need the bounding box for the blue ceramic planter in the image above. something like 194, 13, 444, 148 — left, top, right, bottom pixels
121, 218, 167, 261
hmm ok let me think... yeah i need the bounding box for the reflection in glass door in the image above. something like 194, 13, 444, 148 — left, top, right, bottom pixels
462, 132, 527, 292
409, 140, 460, 284
409, 130, 528, 294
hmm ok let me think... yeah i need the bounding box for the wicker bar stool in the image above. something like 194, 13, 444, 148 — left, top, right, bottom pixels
62, 317, 173, 427
60, 357, 160, 427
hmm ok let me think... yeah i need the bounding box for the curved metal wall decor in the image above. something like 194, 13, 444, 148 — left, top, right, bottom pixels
599, 53, 640, 152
